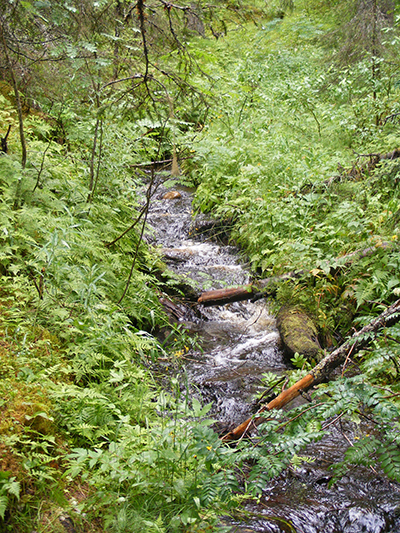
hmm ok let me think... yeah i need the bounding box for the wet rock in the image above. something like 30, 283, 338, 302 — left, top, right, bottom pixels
323, 505, 389, 533
59, 515, 76, 533
163, 190, 182, 200
276, 306, 322, 363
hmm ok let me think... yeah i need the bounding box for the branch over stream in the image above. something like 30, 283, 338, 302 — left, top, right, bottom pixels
221, 298, 400, 442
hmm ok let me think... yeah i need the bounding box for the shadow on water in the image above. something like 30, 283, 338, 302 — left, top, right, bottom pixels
226, 419, 400, 533
146, 182, 400, 533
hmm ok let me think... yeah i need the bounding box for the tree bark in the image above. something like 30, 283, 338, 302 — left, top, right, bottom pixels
221, 298, 400, 442
197, 285, 255, 306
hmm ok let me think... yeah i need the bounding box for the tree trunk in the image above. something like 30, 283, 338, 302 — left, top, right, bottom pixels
0, 20, 27, 175
222, 298, 400, 442
197, 284, 255, 306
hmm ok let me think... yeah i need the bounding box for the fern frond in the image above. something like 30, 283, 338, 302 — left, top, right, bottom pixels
377, 444, 400, 482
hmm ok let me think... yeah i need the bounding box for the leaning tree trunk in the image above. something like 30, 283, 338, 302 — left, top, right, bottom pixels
222, 298, 400, 442
0, 21, 27, 172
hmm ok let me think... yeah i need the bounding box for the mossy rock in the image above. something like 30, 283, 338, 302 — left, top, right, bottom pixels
276, 306, 323, 363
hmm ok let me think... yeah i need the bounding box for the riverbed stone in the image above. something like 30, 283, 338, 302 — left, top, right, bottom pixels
163, 190, 182, 200
276, 306, 322, 363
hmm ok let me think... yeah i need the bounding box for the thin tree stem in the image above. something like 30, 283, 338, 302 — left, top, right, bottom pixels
0, 18, 27, 212
117, 171, 157, 304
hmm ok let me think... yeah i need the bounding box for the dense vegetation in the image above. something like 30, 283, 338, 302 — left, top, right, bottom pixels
1, 0, 400, 531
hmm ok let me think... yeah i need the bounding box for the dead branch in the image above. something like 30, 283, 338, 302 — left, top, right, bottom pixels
384, 113, 400, 125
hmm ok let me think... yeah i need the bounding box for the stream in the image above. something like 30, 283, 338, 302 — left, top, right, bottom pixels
146, 180, 400, 533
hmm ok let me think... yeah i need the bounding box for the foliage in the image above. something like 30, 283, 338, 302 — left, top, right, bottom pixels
236, 368, 400, 492
1, 0, 400, 530
190, 0, 400, 337
185, 0, 400, 504
65, 392, 240, 532
0, 472, 20, 520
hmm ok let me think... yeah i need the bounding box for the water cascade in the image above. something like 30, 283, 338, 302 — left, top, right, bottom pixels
146, 182, 400, 533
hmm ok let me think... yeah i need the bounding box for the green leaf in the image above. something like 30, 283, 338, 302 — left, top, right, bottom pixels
0, 495, 8, 520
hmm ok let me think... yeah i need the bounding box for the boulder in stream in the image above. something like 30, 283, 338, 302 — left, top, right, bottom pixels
162, 190, 182, 200
276, 306, 322, 363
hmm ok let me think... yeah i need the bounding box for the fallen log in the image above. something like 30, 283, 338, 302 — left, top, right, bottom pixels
196, 274, 301, 307
159, 296, 187, 321
197, 243, 394, 308
197, 284, 255, 306
221, 298, 400, 442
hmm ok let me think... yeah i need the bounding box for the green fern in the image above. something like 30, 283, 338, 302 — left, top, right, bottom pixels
377, 444, 400, 482
0, 473, 20, 520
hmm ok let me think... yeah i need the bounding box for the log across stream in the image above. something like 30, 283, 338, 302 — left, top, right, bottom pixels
146, 181, 400, 533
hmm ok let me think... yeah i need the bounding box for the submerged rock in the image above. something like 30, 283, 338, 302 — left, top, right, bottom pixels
162, 190, 182, 200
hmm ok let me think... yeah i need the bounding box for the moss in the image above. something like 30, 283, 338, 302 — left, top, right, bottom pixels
0, 380, 54, 436
0, 443, 22, 478
277, 306, 323, 363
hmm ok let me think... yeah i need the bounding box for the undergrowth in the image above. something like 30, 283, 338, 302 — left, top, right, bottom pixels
189, 1, 400, 338
1, 0, 400, 531
0, 91, 238, 531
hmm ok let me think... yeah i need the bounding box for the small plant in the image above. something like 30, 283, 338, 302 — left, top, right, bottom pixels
291, 352, 313, 371
0, 471, 20, 520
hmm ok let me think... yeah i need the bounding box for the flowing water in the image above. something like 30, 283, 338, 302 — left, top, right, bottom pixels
146, 180, 400, 533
